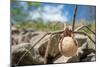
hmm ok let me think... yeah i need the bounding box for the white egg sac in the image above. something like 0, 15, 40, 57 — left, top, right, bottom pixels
59, 36, 78, 57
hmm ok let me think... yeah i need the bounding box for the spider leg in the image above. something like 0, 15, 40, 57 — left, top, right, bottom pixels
17, 33, 49, 65
75, 25, 95, 35
73, 31, 95, 44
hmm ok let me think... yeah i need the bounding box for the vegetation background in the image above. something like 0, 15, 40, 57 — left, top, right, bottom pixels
11, 0, 96, 33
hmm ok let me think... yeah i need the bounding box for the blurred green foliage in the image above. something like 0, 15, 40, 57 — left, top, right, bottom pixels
15, 20, 95, 33
15, 21, 64, 32
11, 0, 41, 22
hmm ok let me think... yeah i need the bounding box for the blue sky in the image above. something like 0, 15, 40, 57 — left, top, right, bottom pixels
11, 1, 96, 23
40, 2, 96, 22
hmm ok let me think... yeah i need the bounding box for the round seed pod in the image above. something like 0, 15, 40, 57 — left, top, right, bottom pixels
59, 36, 78, 57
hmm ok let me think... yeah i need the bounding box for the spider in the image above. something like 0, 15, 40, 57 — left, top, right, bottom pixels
16, 5, 96, 65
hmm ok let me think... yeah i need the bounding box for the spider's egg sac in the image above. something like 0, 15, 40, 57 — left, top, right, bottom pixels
59, 36, 78, 57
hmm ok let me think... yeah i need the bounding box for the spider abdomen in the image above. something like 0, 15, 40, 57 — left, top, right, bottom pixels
59, 36, 78, 57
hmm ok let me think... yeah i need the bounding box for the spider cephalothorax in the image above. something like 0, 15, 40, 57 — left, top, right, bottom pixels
63, 26, 73, 37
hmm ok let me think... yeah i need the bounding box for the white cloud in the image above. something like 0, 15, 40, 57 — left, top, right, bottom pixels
42, 11, 67, 22
30, 8, 41, 20
31, 11, 41, 20
31, 4, 68, 22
